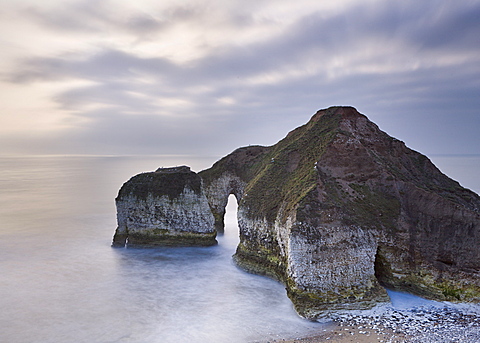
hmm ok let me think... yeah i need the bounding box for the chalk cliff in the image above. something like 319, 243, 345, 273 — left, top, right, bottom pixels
113, 106, 480, 319
200, 106, 480, 318
112, 166, 216, 247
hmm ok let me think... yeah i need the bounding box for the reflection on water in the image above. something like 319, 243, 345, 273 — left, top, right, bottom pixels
0, 156, 322, 343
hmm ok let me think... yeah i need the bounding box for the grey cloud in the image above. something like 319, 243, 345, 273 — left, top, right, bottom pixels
15, 2, 470, 85
272, 1, 480, 55
5, 0, 480, 156
8, 50, 178, 84
185, 2, 480, 84
23, 0, 166, 36
126, 14, 164, 34
356, 1, 480, 52
408, 3, 480, 50
22, 0, 253, 39
54, 83, 160, 115
44, 108, 249, 156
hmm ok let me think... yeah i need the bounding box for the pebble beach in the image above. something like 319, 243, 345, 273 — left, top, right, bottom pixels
260, 293, 480, 343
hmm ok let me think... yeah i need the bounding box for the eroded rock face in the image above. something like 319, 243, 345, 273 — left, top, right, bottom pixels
112, 166, 215, 247
200, 106, 480, 318
113, 106, 480, 319
199, 145, 268, 232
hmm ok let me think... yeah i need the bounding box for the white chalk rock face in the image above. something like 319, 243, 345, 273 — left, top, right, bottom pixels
112, 166, 216, 247
113, 107, 480, 319
200, 107, 480, 319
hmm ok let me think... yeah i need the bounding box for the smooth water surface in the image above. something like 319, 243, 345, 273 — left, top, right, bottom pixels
0, 154, 478, 343
0, 155, 321, 343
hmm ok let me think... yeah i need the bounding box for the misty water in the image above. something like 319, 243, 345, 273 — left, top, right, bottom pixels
1, 155, 479, 343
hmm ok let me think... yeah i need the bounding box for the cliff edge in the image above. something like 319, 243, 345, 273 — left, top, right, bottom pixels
200, 106, 480, 318
113, 106, 480, 319
113, 166, 216, 247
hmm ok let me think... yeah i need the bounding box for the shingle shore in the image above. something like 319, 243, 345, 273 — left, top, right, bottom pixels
263, 303, 480, 343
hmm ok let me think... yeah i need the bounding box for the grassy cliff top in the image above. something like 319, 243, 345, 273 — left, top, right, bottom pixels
241, 107, 344, 222
117, 169, 202, 201
199, 145, 270, 185
200, 105, 480, 225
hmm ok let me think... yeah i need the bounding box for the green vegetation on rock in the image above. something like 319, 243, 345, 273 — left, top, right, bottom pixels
242, 108, 342, 223
118, 170, 202, 201
116, 106, 480, 318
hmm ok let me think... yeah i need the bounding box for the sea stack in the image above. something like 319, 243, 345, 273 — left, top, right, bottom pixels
112, 166, 216, 247
114, 106, 480, 319
200, 106, 480, 318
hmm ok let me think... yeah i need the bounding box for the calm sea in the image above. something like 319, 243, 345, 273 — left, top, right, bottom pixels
0, 154, 478, 343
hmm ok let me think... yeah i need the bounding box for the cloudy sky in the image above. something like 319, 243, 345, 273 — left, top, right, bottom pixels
1, 0, 479, 157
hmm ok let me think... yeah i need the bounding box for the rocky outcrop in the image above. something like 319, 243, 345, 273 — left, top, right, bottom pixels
112, 166, 215, 247
113, 106, 480, 319
200, 106, 480, 318
199, 146, 269, 232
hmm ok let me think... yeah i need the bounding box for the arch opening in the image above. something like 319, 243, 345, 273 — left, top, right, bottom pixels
374, 245, 394, 290
215, 194, 240, 248
223, 194, 239, 229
